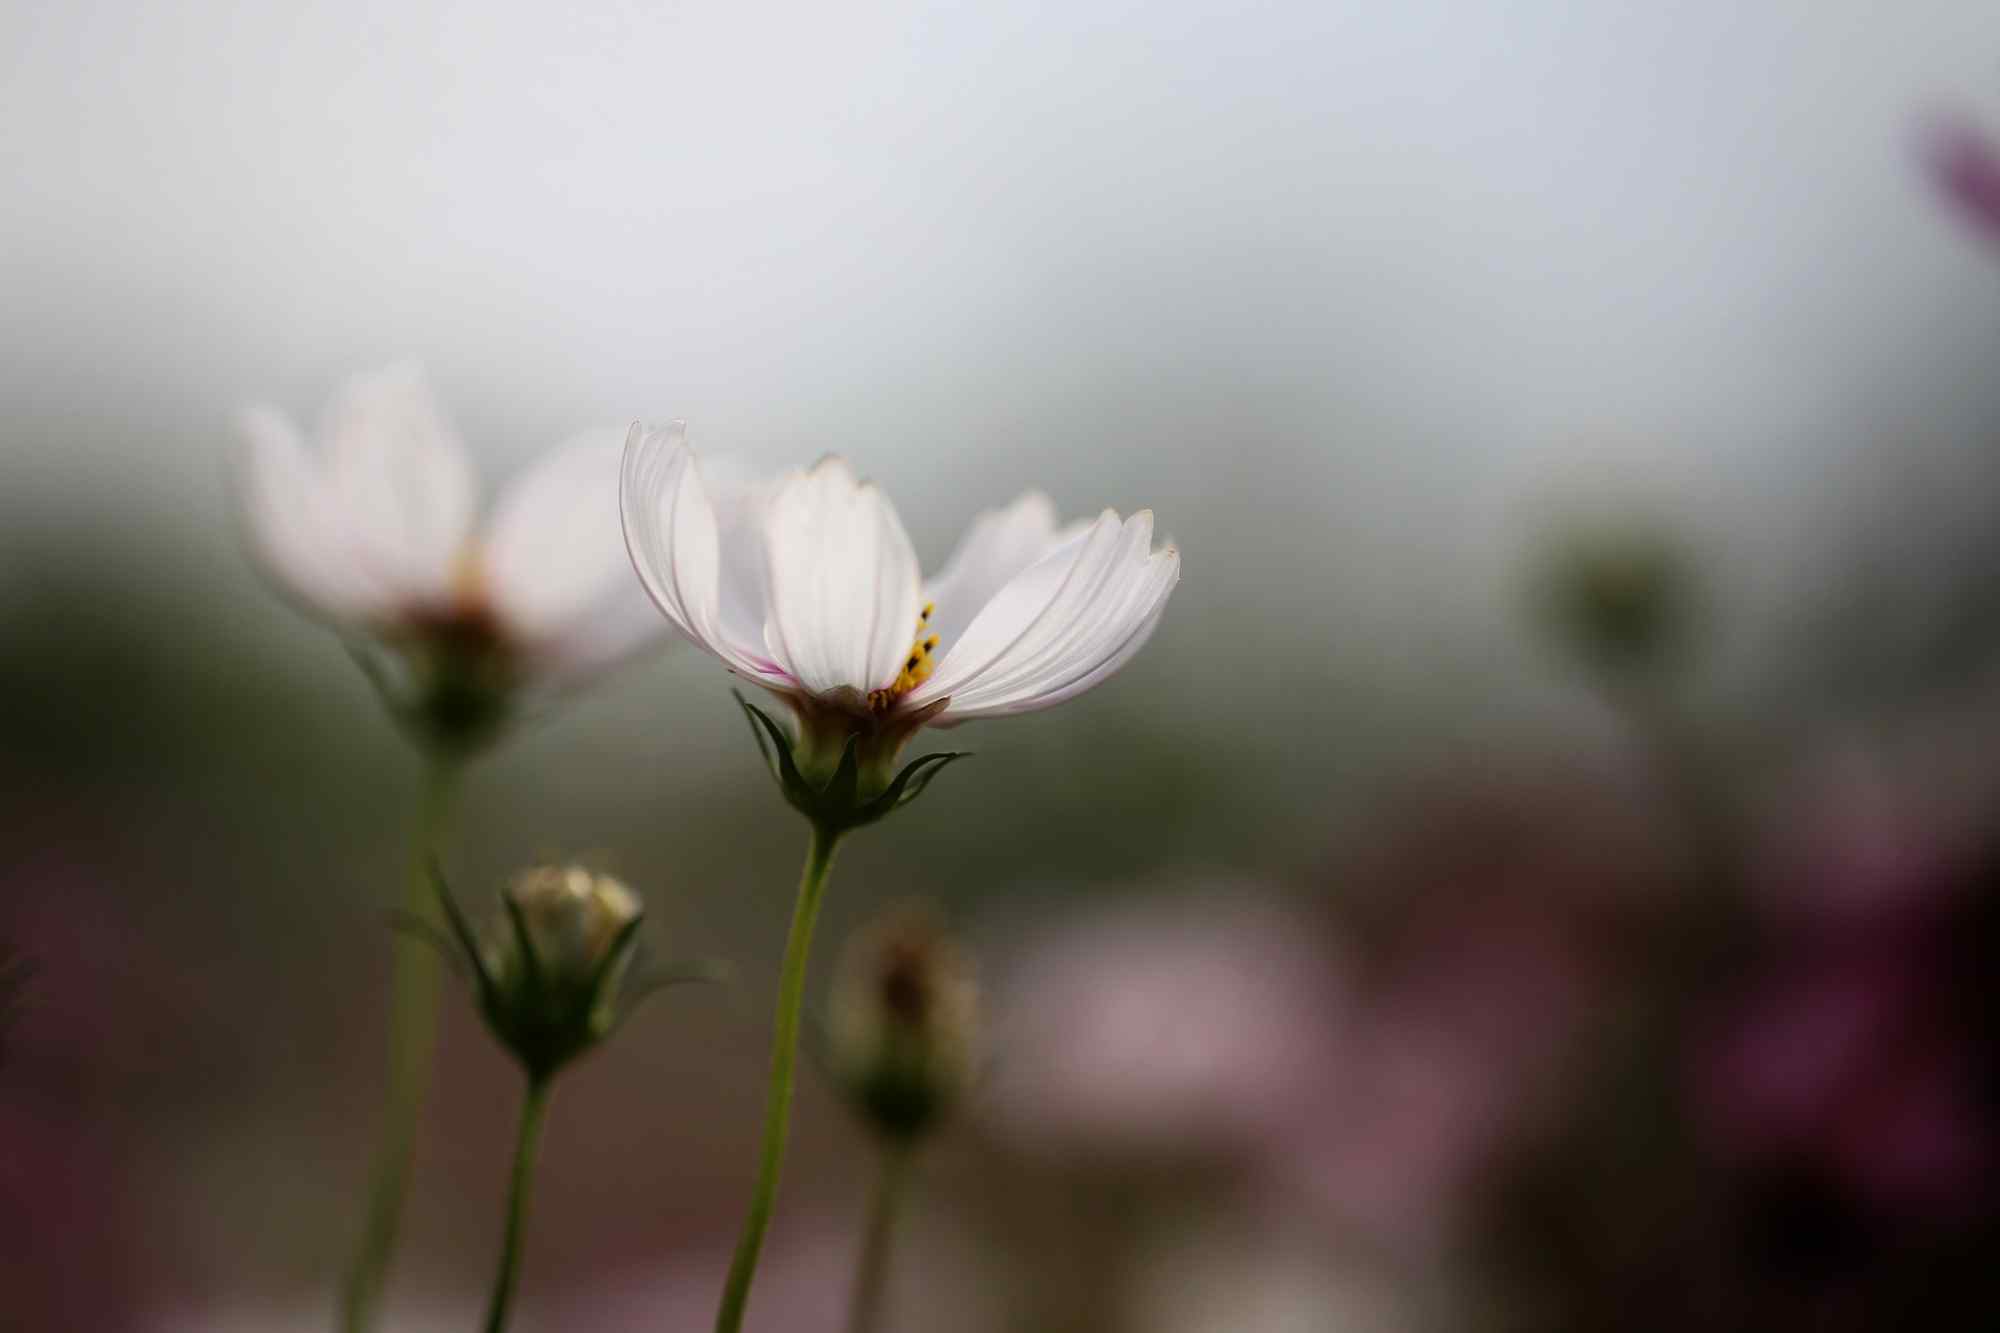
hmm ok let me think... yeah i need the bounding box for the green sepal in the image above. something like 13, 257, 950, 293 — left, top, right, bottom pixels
605, 957, 733, 1039
733, 690, 970, 834
426, 859, 497, 1003
344, 633, 516, 762
419, 860, 705, 1081
385, 910, 470, 982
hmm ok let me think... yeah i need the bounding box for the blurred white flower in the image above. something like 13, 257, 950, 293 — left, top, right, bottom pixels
238, 364, 665, 688
620, 424, 1178, 788
981, 890, 1344, 1163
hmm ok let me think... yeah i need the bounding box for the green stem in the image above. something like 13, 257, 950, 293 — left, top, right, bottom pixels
713, 824, 842, 1333
844, 1143, 914, 1333
338, 756, 461, 1333
482, 1076, 552, 1333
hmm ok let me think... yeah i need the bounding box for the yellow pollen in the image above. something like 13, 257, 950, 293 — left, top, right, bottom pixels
449, 543, 489, 611
869, 603, 939, 711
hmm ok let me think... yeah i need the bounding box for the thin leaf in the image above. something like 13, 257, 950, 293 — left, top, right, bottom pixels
585, 914, 647, 1003
502, 892, 546, 1001
428, 859, 496, 997
386, 911, 467, 978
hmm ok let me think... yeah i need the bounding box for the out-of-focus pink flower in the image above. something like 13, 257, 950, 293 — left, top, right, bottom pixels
1273, 892, 1607, 1255
1924, 115, 2000, 247
1751, 746, 1966, 927
1696, 744, 1992, 1222
1694, 931, 1989, 1220
1697, 942, 1917, 1157
980, 889, 1345, 1165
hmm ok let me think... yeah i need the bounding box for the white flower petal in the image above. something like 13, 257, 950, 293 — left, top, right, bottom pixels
699, 452, 777, 651
484, 428, 645, 641
236, 405, 392, 623
910, 510, 1178, 721
542, 589, 678, 681
321, 363, 476, 602
761, 458, 923, 696
620, 423, 790, 685
940, 547, 1178, 722
923, 491, 1069, 655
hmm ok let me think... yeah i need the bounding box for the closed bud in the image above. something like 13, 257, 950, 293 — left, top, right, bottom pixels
435, 864, 645, 1079
1532, 519, 1698, 684
828, 904, 977, 1144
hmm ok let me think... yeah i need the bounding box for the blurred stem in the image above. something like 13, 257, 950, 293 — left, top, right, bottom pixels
482, 1075, 552, 1333
845, 1142, 914, 1333
338, 755, 462, 1333
713, 823, 842, 1333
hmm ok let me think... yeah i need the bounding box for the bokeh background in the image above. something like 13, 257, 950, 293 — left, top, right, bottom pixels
6, 2, 2000, 1329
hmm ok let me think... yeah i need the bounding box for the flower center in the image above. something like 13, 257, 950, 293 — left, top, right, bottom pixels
869, 602, 939, 712
449, 542, 490, 614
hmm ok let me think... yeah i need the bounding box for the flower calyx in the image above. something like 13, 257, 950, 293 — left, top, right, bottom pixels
733, 690, 970, 836
413, 861, 722, 1080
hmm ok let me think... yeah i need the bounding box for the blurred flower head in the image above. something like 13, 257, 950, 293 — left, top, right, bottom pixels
237, 364, 667, 754
1531, 517, 1698, 685
827, 903, 978, 1143
983, 890, 1343, 1166
434, 863, 649, 1079
1924, 114, 2000, 248
620, 426, 1179, 804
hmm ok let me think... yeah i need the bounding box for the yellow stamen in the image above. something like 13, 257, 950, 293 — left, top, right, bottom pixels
449, 543, 489, 612
869, 603, 939, 711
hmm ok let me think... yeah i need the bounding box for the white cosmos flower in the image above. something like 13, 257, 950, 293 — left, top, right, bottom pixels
237, 364, 667, 690
619, 422, 1179, 779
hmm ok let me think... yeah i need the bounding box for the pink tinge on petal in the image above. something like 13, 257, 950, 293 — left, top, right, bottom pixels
1925, 116, 2000, 246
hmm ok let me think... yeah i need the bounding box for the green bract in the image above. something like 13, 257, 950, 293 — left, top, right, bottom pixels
734, 691, 970, 835
420, 863, 717, 1080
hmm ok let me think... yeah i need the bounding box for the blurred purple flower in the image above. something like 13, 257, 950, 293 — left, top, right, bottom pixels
1695, 928, 1989, 1220
1924, 115, 2000, 247
1695, 748, 1992, 1222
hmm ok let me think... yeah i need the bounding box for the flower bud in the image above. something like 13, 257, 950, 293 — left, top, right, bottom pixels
827, 905, 978, 1143
451, 865, 644, 1079
1532, 519, 1698, 684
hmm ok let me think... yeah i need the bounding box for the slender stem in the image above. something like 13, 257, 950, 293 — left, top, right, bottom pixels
713, 824, 842, 1333
338, 756, 462, 1333
845, 1143, 914, 1333
482, 1076, 553, 1333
